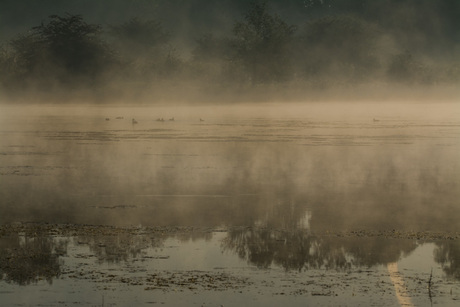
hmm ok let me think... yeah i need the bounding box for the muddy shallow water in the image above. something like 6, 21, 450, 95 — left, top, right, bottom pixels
1, 102, 459, 306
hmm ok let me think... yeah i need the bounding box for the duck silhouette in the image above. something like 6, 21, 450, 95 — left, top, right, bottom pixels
132, 118, 138, 124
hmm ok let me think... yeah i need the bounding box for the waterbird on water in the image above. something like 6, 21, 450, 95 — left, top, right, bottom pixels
169, 117, 174, 121
156, 118, 164, 122
132, 118, 138, 124
373, 118, 380, 122
200, 118, 205, 122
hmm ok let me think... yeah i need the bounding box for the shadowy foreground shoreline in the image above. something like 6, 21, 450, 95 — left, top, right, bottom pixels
1, 222, 460, 306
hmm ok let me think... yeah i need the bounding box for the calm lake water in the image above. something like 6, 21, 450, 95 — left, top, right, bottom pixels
0, 102, 459, 306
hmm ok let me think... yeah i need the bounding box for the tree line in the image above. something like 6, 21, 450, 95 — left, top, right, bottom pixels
0, 1, 458, 102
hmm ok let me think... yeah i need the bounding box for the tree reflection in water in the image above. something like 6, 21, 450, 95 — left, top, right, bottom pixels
76, 233, 158, 264
0, 233, 67, 285
222, 228, 418, 271
435, 241, 460, 280
0, 224, 459, 287
75, 231, 212, 264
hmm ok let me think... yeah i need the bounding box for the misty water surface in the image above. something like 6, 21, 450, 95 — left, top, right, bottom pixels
1, 102, 460, 305
0, 104, 460, 231
1, 103, 459, 231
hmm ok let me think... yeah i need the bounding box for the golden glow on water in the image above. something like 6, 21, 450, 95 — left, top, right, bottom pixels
388, 262, 414, 307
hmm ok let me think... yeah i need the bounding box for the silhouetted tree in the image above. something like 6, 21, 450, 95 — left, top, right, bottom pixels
37, 15, 111, 74
189, 34, 233, 83
110, 18, 169, 55
109, 17, 183, 80
9, 34, 45, 80
231, 2, 297, 84
295, 15, 384, 84
8, 14, 113, 89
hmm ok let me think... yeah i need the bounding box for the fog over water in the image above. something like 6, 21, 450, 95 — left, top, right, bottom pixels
1, 102, 459, 231
1, 102, 460, 306
0, 1, 459, 305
